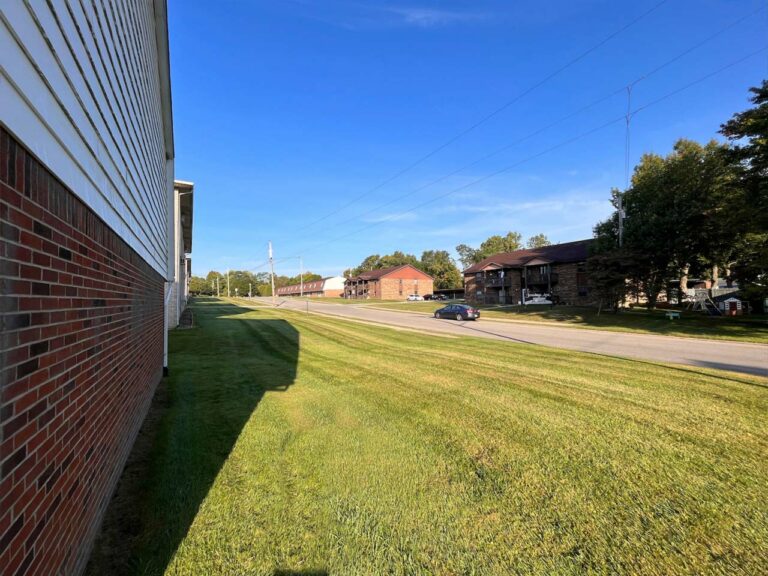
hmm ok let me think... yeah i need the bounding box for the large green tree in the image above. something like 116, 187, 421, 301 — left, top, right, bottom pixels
455, 231, 523, 268
591, 139, 739, 308
720, 80, 768, 306
420, 250, 462, 289
526, 233, 551, 248
189, 276, 212, 295
379, 251, 421, 270
346, 251, 421, 277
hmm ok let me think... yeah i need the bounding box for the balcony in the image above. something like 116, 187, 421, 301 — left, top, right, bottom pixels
484, 275, 513, 287
525, 271, 558, 286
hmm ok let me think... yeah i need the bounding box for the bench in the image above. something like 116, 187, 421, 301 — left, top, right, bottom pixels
665, 311, 681, 320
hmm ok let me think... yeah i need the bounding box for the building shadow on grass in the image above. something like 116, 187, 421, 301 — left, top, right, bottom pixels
86, 297, 300, 575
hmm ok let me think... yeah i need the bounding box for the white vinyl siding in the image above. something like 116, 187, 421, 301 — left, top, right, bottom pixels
0, 1, 171, 275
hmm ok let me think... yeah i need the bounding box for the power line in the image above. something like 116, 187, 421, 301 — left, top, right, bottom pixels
289, 0, 671, 235
277, 45, 768, 262
276, 4, 766, 245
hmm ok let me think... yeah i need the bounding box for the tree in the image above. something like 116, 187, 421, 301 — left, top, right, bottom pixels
720, 81, 768, 308
206, 270, 224, 295
275, 271, 323, 288
591, 139, 739, 308
379, 251, 420, 270
420, 250, 462, 289
455, 244, 479, 269
527, 234, 551, 248
720, 80, 768, 228
250, 272, 272, 297
479, 232, 523, 256
455, 231, 523, 268
189, 276, 211, 295
347, 252, 421, 277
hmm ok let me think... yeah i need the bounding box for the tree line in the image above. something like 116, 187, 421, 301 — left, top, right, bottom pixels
190, 270, 323, 297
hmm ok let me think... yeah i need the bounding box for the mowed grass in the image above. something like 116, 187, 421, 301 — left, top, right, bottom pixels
288, 296, 364, 304
87, 297, 768, 576
364, 301, 768, 343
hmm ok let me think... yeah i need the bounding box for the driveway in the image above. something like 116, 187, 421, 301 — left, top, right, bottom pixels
255, 298, 768, 377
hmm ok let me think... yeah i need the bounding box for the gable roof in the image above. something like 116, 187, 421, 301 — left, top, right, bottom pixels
711, 291, 742, 303
463, 239, 593, 274
349, 264, 433, 281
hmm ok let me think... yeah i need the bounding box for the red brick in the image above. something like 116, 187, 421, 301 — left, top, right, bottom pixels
6, 243, 32, 263
0, 126, 164, 576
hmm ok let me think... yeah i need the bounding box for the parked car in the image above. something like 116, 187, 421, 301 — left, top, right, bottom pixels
407, 294, 424, 301
432, 294, 447, 301
434, 304, 480, 320
423, 294, 433, 301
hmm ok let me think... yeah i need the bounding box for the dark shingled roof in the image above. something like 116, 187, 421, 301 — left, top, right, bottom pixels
349, 264, 432, 281
463, 239, 593, 274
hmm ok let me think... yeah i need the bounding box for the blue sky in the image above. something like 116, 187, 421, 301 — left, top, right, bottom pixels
168, 0, 768, 277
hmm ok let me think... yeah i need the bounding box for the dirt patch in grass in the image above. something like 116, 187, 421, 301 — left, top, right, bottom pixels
86, 377, 172, 575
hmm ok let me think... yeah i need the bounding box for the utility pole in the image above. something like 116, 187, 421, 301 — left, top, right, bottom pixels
618, 193, 624, 248
619, 85, 631, 248
269, 241, 276, 306
249, 283, 252, 298
300, 256, 304, 298
216, 276, 220, 297
226, 269, 231, 297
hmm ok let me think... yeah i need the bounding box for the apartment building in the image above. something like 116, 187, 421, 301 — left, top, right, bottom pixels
463, 240, 593, 306
0, 2, 186, 574
276, 276, 345, 298
344, 265, 434, 300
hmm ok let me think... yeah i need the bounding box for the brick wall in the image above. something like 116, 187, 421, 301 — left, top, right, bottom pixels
379, 278, 434, 300
0, 126, 165, 576
465, 264, 592, 306
550, 262, 593, 306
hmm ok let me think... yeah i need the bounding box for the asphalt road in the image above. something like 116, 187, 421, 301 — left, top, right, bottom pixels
253, 298, 768, 377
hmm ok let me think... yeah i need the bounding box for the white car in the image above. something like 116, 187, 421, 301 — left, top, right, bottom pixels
407, 294, 424, 301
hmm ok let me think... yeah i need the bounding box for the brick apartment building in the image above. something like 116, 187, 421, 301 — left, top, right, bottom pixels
276, 276, 345, 298
0, 2, 189, 575
464, 240, 593, 306
344, 265, 434, 300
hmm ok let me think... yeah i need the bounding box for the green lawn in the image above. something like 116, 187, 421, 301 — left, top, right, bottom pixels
286, 296, 363, 304
364, 301, 768, 343
87, 297, 768, 575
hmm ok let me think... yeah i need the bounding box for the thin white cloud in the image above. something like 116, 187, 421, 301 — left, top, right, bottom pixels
288, 1, 488, 30
386, 7, 486, 28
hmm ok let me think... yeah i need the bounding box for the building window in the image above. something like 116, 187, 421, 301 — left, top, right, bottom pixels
578, 286, 590, 297
399, 279, 403, 295
476, 272, 482, 281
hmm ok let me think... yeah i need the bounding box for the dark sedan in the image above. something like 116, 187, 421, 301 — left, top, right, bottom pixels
434, 304, 480, 321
